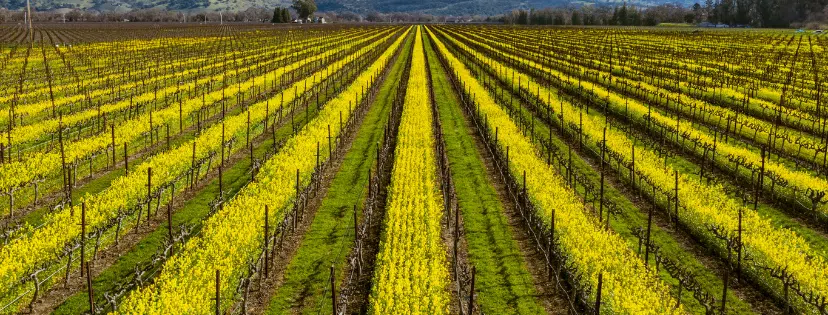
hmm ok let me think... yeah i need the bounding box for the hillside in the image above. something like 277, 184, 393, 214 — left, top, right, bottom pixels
1, 0, 695, 14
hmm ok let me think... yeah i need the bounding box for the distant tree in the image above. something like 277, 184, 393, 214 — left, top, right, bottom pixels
693, 3, 703, 21
631, 8, 642, 25
707, 0, 720, 23
66, 9, 83, 22
271, 7, 281, 23
553, 13, 565, 25
366, 11, 384, 22
0, 8, 10, 23
611, 7, 618, 24
517, 9, 528, 24
719, 0, 733, 24
282, 8, 291, 22
571, 10, 582, 25
644, 14, 658, 25
292, 0, 316, 19
704, 0, 715, 22
619, 3, 629, 25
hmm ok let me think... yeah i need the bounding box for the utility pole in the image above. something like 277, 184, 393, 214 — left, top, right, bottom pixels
26, 0, 34, 47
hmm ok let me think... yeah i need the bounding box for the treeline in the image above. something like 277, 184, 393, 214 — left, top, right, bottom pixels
0, 7, 275, 23
502, 4, 695, 27
704, 0, 828, 28
2, 1, 825, 28
0, 7, 484, 24
503, 0, 828, 28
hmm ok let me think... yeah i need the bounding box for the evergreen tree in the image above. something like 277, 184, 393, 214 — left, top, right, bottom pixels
693, 3, 703, 21
571, 11, 582, 25
553, 14, 565, 25
709, 0, 721, 23
619, 3, 629, 25
271, 7, 281, 23
282, 8, 291, 22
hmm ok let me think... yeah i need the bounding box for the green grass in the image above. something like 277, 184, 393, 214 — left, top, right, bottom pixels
48, 34, 389, 313
263, 33, 414, 315
527, 87, 755, 315
21, 128, 200, 230
10, 50, 315, 224
17, 91, 256, 230
479, 30, 828, 261
52, 72, 336, 315
657, 23, 694, 27
424, 34, 546, 315
446, 47, 755, 313
539, 40, 828, 263
643, 108, 828, 262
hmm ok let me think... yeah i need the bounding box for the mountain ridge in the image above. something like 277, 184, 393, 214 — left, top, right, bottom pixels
1, 0, 695, 15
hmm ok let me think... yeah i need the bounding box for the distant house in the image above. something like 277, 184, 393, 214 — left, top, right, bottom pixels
815, 30, 825, 35
296, 17, 326, 24
697, 22, 733, 28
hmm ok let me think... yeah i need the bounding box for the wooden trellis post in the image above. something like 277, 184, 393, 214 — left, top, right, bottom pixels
60, 120, 69, 204
214, 270, 221, 315
758, 147, 765, 210
264, 205, 269, 278
86, 262, 94, 313
179, 98, 183, 132
721, 267, 729, 315
147, 167, 152, 226
549, 208, 555, 282
124, 143, 129, 176
330, 265, 337, 315
353, 205, 358, 241
468, 266, 476, 315
111, 125, 116, 169
645, 202, 653, 267
190, 142, 197, 190
454, 187, 460, 280
595, 273, 603, 315
80, 202, 86, 277
294, 169, 299, 230
600, 128, 606, 219
167, 202, 173, 256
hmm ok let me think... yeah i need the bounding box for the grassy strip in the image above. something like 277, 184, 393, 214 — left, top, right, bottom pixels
50, 82, 332, 315
443, 43, 757, 313
424, 35, 546, 315
5, 31, 377, 222
18, 93, 252, 230
510, 79, 755, 314
263, 33, 414, 315
22, 127, 197, 229
446, 29, 828, 261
